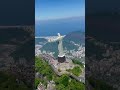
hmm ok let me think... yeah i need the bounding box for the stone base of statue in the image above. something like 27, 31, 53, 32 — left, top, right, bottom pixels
58, 55, 66, 63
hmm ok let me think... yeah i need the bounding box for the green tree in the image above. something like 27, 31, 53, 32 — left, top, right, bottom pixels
35, 78, 40, 89
56, 84, 65, 90
72, 66, 81, 76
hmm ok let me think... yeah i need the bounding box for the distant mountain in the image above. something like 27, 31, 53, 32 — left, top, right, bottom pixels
0, 26, 34, 88
0, 26, 34, 44
40, 31, 85, 57
0, 27, 29, 44
36, 16, 85, 36
35, 38, 47, 44
64, 31, 85, 44
0, 26, 34, 62
11, 39, 34, 62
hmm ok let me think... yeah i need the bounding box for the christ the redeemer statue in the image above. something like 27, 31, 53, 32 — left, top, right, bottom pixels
48, 33, 66, 63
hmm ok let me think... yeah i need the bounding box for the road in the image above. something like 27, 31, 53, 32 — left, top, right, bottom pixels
39, 54, 85, 84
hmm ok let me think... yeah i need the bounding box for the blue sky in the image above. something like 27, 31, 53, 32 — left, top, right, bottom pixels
35, 0, 85, 20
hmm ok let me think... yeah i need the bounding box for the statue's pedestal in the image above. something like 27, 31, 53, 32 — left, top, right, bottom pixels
58, 56, 66, 63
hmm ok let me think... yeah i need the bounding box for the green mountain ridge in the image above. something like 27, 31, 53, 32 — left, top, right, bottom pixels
40, 31, 85, 57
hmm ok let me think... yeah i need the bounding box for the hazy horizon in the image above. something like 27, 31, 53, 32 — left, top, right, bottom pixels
35, 0, 85, 36
35, 0, 85, 20
35, 16, 85, 36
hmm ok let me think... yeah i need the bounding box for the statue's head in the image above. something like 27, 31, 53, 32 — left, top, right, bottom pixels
57, 33, 61, 37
